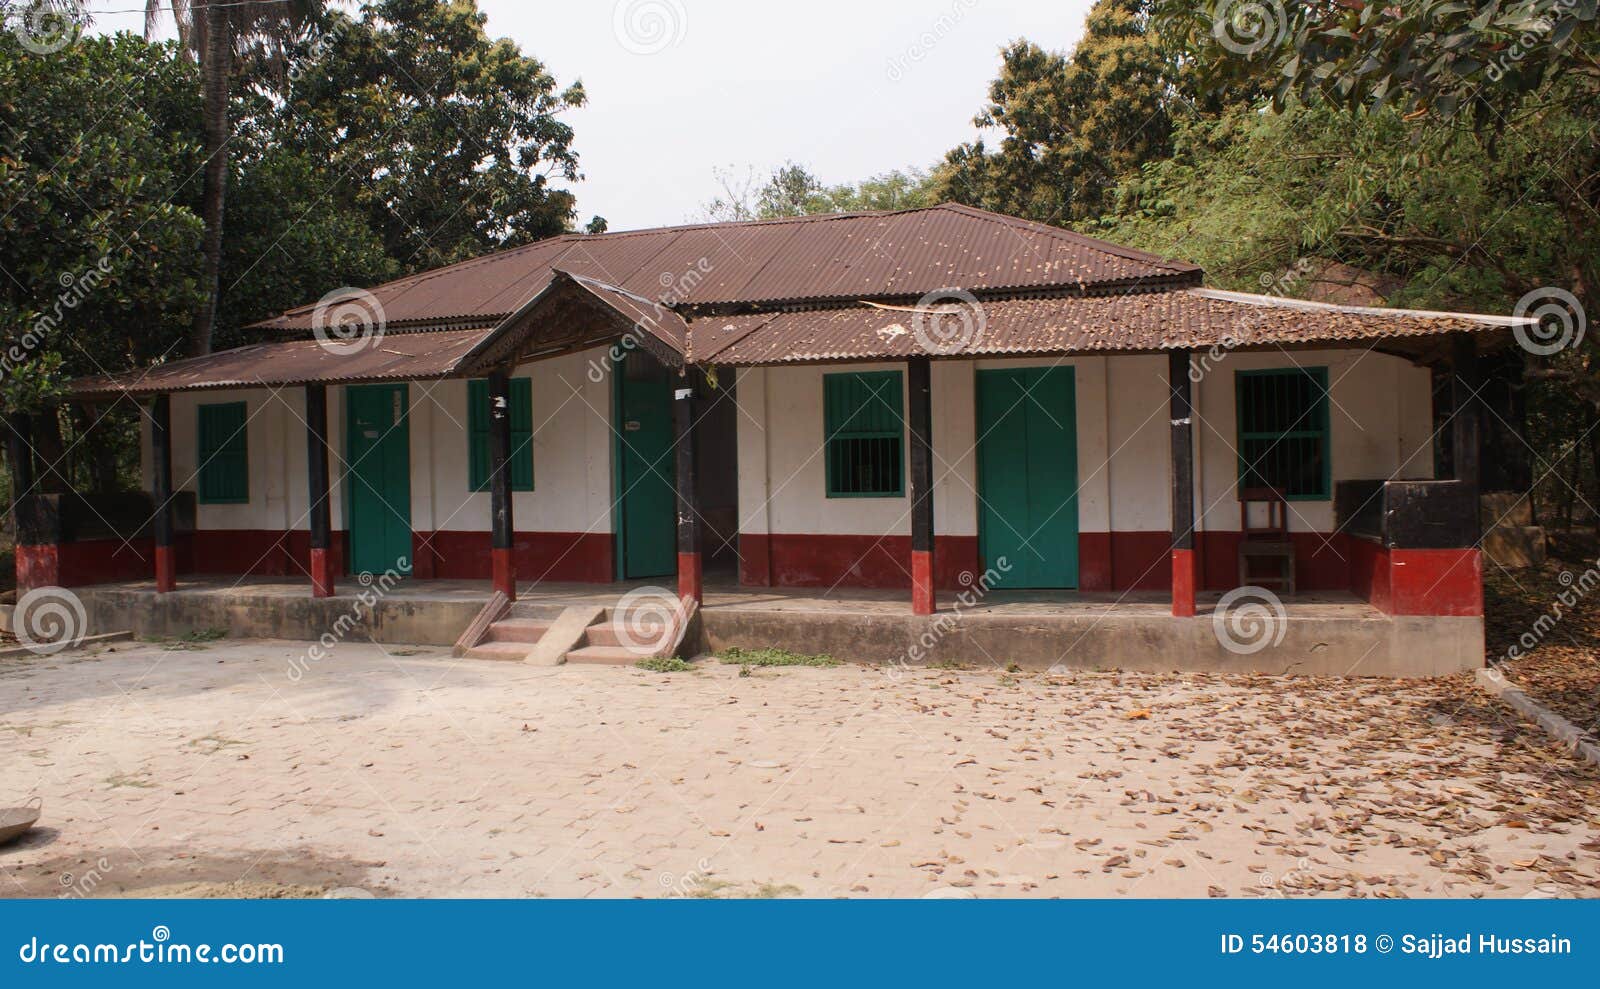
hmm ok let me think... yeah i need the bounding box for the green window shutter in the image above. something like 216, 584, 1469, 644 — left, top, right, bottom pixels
823, 371, 904, 497
197, 402, 249, 504
1235, 367, 1331, 500
468, 377, 534, 492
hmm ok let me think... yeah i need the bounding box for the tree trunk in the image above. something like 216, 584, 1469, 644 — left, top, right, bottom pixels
191, 8, 231, 358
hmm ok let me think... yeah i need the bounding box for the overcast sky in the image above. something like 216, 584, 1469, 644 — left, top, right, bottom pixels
91, 0, 1094, 230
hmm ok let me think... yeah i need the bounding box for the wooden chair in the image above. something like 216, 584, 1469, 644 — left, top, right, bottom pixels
1238, 487, 1295, 596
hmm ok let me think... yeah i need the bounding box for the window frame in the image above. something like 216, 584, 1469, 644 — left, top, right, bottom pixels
822, 370, 906, 499
467, 377, 535, 492
1234, 366, 1332, 502
196, 401, 250, 505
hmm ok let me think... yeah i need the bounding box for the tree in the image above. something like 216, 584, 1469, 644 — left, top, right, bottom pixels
696, 162, 938, 222
279, 0, 585, 271
1, 31, 206, 487
932, 0, 1200, 226
142, 0, 325, 358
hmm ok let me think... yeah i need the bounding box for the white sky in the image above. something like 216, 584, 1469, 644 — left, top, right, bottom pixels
89, 0, 1095, 230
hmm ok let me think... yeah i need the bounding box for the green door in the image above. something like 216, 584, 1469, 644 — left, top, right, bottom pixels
614, 355, 676, 579
976, 367, 1078, 588
345, 383, 412, 577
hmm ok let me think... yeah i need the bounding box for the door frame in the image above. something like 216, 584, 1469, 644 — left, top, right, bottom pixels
343, 381, 413, 577
974, 364, 1080, 589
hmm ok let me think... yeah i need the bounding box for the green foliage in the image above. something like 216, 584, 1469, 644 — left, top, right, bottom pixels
933, 0, 1208, 225
699, 162, 938, 221
1152, 0, 1599, 124
0, 32, 205, 411
279, 0, 585, 270
637, 656, 694, 673
716, 647, 840, 668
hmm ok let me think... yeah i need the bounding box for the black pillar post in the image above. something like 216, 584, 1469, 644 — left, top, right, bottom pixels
673, 377, 701, 605
907, 357, 935, 615
1451, 333, 1482, 539
488, 369, 515, 599
305, 384, 335, 598
150, 394, 176, 592
6, 412, 34, 506
1168, 349, 1196, 616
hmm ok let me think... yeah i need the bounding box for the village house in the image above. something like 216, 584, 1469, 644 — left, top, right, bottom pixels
16, 204, 1533, 674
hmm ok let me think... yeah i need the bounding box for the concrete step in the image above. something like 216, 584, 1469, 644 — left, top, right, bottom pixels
486, 619, 552, 644
1482, 525, 1547, 568
564, 645, 645, 666
465, 640, 536, 662
582, 622, 666, 649
1482, 491, 1534, 527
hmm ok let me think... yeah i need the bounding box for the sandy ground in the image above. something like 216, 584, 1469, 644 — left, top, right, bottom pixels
1, 637, 1597, 898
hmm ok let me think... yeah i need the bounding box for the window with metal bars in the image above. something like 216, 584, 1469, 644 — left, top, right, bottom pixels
1235, 367, 1330, 500
197, 401, 249, 504
823, 371, 904, 497
468, 377, 535, 492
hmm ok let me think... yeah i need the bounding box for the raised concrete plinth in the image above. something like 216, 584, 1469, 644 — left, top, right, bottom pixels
75, 578, 1482, 677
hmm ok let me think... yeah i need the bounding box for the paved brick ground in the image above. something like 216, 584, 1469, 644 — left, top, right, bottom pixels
2, 639, 1597, 898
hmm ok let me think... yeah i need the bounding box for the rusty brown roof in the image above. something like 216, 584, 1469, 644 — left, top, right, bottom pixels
253, 204, 1202, 333
72, 328, 489, 398
688, 288, 1535, 365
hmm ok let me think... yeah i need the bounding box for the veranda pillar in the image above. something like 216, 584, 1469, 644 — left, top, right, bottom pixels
304, 383, 335, 598
150, 393, 176, 593
1168, 349, 1196, 617
673, 379, 702, 605
488, 369, 516, 600
907, 356, 935, 615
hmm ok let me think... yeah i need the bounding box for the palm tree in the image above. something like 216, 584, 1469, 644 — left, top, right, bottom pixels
145, 1, 324, 356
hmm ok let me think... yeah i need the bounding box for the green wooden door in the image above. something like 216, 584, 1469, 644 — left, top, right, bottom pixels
976, 367, 1078, 588
345, 383, 412, 577
615, 356, 676, 579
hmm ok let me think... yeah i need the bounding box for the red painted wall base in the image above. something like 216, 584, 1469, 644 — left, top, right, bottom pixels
1171, 548, 1197, 617
678, 551, 703, 605
911, 549, 935, 615
491, 547, 516, 600
15, 544, 59, 592
1350, 537, 1481, 616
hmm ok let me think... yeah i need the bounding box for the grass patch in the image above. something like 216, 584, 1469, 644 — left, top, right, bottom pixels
716, 647, 839, 668
145, 627, 228, 651
637, 656, 694, 673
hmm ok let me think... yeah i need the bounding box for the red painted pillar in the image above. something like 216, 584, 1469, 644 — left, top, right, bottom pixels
488, 369, 516, 600
150, 394, 177, 593
908, 356, 935, 615
305, 384, 336, 598
1169, 349, 1196, 617
673, 379, 702, 606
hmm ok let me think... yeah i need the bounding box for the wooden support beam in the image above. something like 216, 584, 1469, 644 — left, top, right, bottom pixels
907, 356, 935, 615
304, 384, 335, 598
673, 378, 702, 605
488, 369, 516, 600
150, 394, 176, 593
1168, 349, 1196, 617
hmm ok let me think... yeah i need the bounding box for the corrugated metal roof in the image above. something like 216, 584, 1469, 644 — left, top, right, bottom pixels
72, 328, 489, 398
253, 204, 1202, 332
690, 289, 1535, 365
72, 286, 1534, 398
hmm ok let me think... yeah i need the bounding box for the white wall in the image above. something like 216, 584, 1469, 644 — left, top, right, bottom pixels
148, 345, 616, 535
737, 349, 1436, 539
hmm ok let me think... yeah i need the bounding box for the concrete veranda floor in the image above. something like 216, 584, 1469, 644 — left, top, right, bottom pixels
2, 637, 1596, 899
